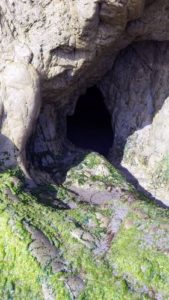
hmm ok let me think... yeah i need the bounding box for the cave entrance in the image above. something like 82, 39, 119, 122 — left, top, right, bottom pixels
67, 86, 113, 156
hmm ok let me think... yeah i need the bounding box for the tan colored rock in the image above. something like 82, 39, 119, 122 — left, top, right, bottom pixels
124, 219, 134, 230
1, 0, 169, 205
0, 61, 40, 172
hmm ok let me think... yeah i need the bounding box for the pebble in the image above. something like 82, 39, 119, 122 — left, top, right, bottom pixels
123, 219, 134, 229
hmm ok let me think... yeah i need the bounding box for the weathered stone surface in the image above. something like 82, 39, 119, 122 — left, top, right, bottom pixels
101, 41, 169, 204
65, 276, 85, 299
0, 60, 40, 173
42, 282, 55, 300
1, 0, 169, 204
1, 153, 169, 299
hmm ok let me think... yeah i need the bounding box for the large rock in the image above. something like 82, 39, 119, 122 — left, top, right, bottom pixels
101, 41, 169, 204
0, 59, 40, 172
1, 153, 169, 299
1, 0, 169, 203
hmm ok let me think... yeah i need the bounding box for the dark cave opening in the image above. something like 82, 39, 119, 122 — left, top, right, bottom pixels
67, 86, 113, 156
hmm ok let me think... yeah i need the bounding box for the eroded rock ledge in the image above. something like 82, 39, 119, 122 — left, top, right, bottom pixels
1, 0, 169, 204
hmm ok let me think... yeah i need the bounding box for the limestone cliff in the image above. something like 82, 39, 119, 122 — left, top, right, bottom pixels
1, 1, 169, 299
1, 0, 169, 204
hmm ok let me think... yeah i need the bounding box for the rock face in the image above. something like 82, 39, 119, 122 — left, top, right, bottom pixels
101, 41, 169, 204
1, 0, 169, 203
0, 61, 40, 172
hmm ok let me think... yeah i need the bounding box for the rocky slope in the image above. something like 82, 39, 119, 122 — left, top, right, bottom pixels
1, 1, 169, 298
1, 152, 169, 299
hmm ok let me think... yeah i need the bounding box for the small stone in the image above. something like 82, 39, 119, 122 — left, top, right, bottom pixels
92, 165, 110, 177
4, 188, 19, 203
91, 191, 113, 205
42, 282, 55, 300
123, 219, 134, 230
52, 260, 67, 273
107, 185, 113, 192
160, 223, 169, 230
96, 212, 103, 219
96, 213, 109, 228
100, 217, 109, 228
66, 276, 85, 298
67, 201, 77, 209
82, 232, 95, 243
71, 228, 83, 241
87, 218, 96, 228
71, 229, 95, 248
10, 176, 22, 188
141, 265, 148, 273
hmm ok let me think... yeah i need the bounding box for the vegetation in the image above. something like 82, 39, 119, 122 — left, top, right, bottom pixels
0, 153, 169, 299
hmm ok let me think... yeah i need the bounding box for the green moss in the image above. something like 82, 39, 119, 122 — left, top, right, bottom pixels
1, 153, 169, 299
0, 213, 43, 300
66, 152, 127, 188
82, 153, 103, 169
108, 225, 169, 298
154, 153, 169, 186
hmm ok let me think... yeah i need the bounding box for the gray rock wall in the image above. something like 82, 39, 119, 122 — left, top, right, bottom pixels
1, 0, 169, 203
101, 41, 169, 204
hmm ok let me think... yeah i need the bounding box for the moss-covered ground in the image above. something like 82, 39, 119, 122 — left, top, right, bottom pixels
1, 153, 169, 299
